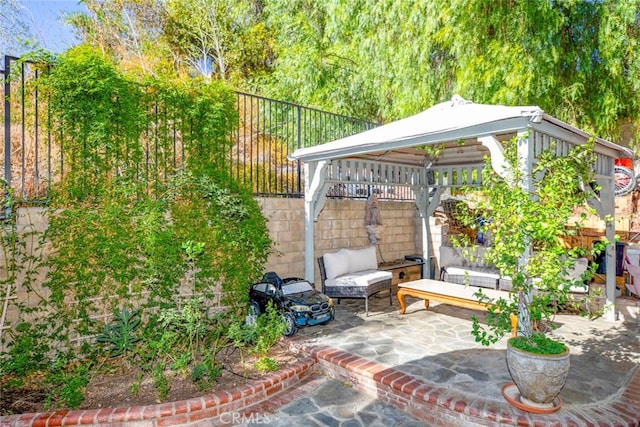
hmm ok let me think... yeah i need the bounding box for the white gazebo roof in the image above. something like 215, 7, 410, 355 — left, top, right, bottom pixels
290, 96, 629, 166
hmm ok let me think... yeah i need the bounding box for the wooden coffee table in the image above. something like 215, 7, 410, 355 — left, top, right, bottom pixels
397, 279, 517, 336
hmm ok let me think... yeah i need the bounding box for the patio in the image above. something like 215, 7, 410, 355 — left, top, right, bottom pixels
2, 288, 636, 426
284, 293, 640, 426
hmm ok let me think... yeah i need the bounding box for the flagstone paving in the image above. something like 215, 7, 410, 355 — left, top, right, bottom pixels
243, 294, 639, 426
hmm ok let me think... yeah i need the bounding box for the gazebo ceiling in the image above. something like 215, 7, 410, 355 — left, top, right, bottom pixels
342, 138, 501, 168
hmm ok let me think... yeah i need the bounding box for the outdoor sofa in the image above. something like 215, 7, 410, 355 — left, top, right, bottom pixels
439, 245, 590, 294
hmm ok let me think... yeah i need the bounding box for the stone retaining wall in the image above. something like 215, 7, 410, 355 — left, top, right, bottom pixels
0, 200, 446, 346
259, 198, 445, 284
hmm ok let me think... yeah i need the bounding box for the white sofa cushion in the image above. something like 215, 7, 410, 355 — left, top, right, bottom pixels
325, 269, 392, 287
323, 249, 351, 280
444, 266, 501, 280
345, 246, 378, 272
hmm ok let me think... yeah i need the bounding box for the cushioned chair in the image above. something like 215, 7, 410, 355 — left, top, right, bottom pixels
317, 246, 392, 316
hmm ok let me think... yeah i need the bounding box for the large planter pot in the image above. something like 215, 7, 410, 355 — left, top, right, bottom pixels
505, 338, 570, 411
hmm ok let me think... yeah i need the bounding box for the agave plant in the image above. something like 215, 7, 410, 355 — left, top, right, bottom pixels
96, 306, 142, 358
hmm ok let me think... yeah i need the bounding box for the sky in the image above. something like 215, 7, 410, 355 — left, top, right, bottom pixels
20, 0, 87, 54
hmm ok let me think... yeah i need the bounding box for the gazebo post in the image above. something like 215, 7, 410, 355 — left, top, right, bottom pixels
303, 194, 315, 285
604, 221, 617, 321
603, 178, 618, 321
587, 172, 619, 322
303, 160, 329, 285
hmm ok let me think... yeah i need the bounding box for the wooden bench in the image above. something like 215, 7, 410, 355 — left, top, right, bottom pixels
397, 279, 517, 336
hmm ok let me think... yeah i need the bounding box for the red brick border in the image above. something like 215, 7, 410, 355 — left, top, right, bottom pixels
0, 357, 317, 427
2, 344, 639, 426
302, 342, 640, 427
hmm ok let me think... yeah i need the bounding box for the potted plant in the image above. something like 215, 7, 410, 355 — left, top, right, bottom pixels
453, 136, 600, 412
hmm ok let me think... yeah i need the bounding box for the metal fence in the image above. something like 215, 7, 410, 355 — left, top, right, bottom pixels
232, 91, 378, 197
1, 55, 384, 204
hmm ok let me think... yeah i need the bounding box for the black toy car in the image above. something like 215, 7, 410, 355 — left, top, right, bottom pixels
249, 272, 335, 336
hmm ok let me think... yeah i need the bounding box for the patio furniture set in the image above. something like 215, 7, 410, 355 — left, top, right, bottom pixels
317, 244, 593, 324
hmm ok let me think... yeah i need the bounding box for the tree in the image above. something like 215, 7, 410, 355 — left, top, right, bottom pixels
0, 0, 34, 57
259, 0, 640, 142
163, 0, 272, 83
259, 0, 452, 121
67, 0, 170, 76
64, 0, 640, 146
455, 137, 597, 346
433, 0, 640, 142
68, 0, 272, 82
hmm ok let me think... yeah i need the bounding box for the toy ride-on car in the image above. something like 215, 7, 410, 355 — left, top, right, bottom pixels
249, 272, 335, 336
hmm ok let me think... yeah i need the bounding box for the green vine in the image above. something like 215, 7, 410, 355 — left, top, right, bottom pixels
1, 45, 273, 410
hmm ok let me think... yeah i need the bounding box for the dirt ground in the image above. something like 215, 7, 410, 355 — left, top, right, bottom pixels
1, 340, 300, 415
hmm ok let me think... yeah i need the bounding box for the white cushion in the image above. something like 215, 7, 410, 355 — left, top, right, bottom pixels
564, 283, 589, 294
444, 266, 500, 279
440, 245, 488, 268
325, 270, 392, 287
323, 249, 350, 280
346, 246, 378, 272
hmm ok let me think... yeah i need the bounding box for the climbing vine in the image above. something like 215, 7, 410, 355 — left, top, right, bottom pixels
1, 45, 273, 409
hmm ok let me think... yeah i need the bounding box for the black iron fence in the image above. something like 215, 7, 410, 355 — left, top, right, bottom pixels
1, 55, 380, 203
232, 91, 378, 197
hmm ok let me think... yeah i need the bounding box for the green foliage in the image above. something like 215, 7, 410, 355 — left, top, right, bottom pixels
227, 302, 286, 356
254, 357, 279, 373
36, 45, 270, 349
253, 303, 287, 356
96, 307, 142, 359
0, 322, 50, 377
257, 0, 640, 141
227, 316, 258, 348
158, 298, 208, 359
153, 363, 170, 400
0, 44, 273, 410
44, 363, 91, 409
40, 45, 144, 203
509, 333, 568, 356
139, 306, 229, 396
455, 136, 597, 350
191, 355, 222, 391
65, 1, 640, 143
163, 0, 272, 82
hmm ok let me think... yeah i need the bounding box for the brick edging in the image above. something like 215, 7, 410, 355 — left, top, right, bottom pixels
299, 342, 640, 426
3, 342, 639, 426
0, 356, 317, 427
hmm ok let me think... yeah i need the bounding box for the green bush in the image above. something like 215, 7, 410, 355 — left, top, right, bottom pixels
0, 322, 50, 378
227, 302, 286, 357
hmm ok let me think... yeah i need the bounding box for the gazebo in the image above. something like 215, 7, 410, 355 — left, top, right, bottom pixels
288, 96, 633, 321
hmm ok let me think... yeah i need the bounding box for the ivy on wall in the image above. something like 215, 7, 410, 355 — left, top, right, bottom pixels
0, 45, 273, 404
36, 44, 271, 339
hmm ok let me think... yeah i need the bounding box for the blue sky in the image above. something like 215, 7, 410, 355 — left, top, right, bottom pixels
21, 0, 87, 53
